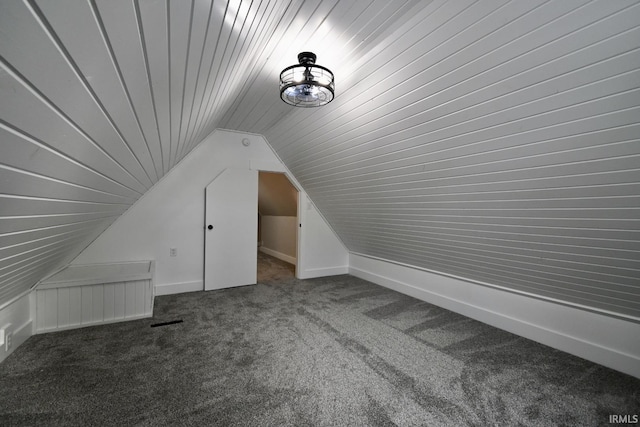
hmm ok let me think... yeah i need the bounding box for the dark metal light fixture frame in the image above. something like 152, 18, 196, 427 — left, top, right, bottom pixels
279, 52, 335, 107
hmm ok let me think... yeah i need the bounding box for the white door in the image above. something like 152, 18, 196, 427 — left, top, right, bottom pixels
204, 168, 258, 290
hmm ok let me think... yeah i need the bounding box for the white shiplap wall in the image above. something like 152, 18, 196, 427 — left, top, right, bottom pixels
240, 1, 640, 319
1, 0, 639, 323
0, 0, 290, 305
35, 261, 154, 332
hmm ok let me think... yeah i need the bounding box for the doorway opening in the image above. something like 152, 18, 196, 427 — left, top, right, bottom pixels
257, 171, 299, 284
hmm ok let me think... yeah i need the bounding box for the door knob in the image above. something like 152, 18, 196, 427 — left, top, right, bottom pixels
207, 224, 213, 230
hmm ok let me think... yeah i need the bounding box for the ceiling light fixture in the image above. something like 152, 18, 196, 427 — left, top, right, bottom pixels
280, 52, 334, 107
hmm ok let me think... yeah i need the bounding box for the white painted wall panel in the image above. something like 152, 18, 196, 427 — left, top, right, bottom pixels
1, 1, 154, 191
72, 130, 348, 293
0, 213, 122, 236
138, 0, 172, 174
0, 221, 114, 306
114, 283, 126, 320
0, 69, 147, 195
175, 0, 212, 152
0, 168, 135, 205
0, 235, 90, 274
0, 126, 139, 200
56, 287, 70, 329
260, 216, 297, 264
35, 262, 154, 333
94, 0, 164, 180
69, 287, 81, 327
296, 192, 349, 279
35, 0, 161, 184
166, 0, 192, 164
103, 283, 115, 322
0, 221, 109, 251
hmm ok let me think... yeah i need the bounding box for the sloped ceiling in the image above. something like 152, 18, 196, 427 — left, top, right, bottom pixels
1, 1, 639, 319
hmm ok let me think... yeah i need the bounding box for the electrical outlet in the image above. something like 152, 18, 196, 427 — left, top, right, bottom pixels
170, 248, 177, 257
0, 324, 10, 350
5, 331, 12, 351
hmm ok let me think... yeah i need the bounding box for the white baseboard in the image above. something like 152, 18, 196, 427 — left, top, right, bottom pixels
12, 319, 32, 351
298, 265, 349, 280
0, 319, 33, 362
0, 291, 33, 364
259, 246, 296, 265
349, 253, 640, 379
35, 314, 150, 334
155, 280, 203, 296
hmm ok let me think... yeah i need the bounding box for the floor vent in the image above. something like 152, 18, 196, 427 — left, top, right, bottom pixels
150, 320, 183, 328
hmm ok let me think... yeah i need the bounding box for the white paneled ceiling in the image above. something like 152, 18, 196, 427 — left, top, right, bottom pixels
1, 0, 639, 319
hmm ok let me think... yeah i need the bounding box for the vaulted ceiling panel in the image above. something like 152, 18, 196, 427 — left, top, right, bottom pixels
0, 0, 266, 304
220, 0, 427, 133
0, 0, 639, 321
250, 0, 640, 319
36, 0, 163, 183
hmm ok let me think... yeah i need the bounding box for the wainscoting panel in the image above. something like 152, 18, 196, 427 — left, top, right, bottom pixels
35, 261, 154, 333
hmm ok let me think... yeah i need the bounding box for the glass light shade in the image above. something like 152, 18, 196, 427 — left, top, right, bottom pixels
280, 52, 334, 107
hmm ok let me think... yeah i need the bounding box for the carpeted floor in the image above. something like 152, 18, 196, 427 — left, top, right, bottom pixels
0, 252, 638, 426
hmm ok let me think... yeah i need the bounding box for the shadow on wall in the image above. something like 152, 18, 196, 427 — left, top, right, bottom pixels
258, 172, 298, 266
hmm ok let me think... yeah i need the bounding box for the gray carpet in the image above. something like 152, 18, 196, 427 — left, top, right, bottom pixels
0, 252, 638, 426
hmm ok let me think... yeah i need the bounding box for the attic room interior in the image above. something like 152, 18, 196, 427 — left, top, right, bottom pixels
1, 0, 639, 425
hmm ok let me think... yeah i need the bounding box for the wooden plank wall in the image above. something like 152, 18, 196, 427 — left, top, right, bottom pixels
35, 279, 153, 333
0, 0, 288, 304
248, 1, 640, 319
